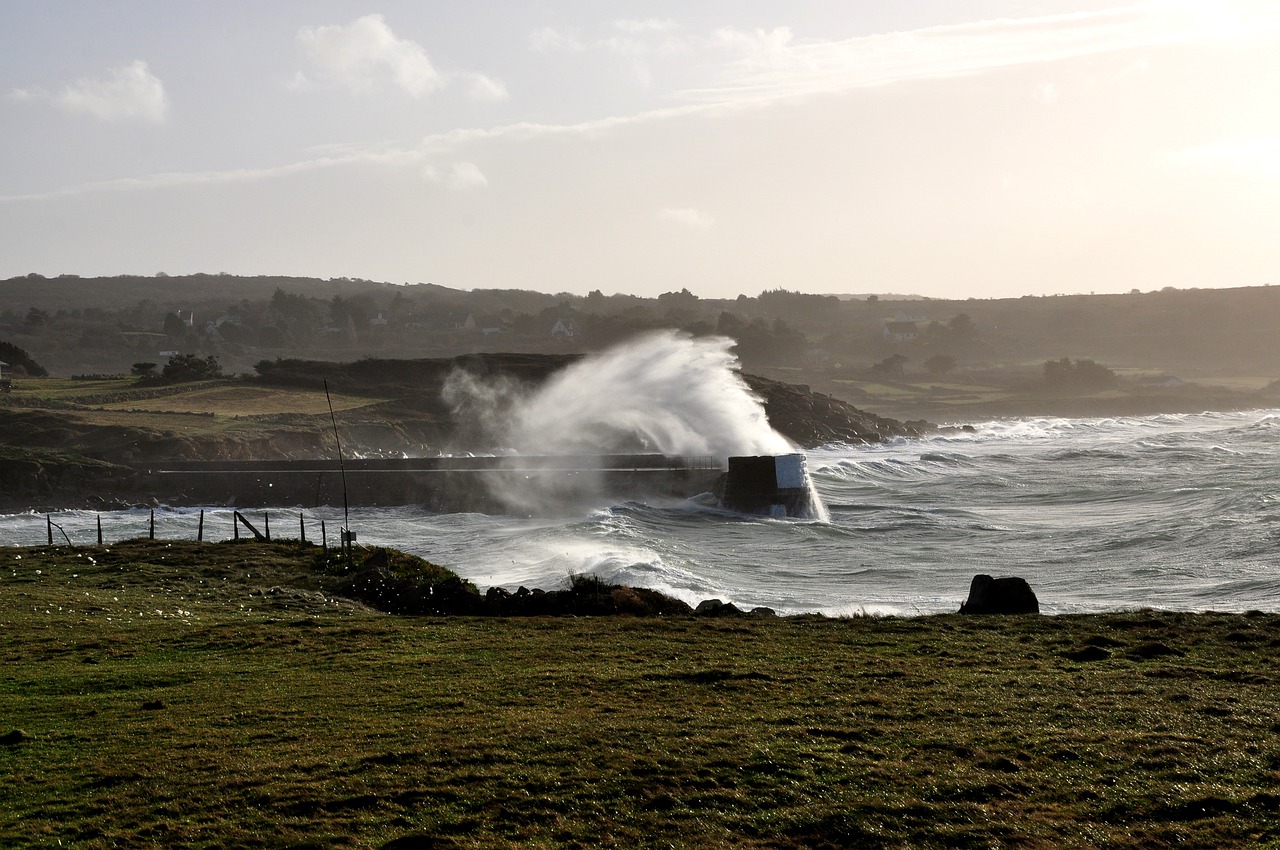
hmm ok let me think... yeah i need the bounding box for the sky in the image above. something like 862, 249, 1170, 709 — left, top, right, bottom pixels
3, 1, 1280, 301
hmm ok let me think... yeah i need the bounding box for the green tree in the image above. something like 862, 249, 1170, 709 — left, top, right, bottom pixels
160, 354, 223, 383
924, 354, 956, 376
163, 312, 189, 337
1043, 358, 1115, 390
948, 313, 975, 340
0, 340, 48, 376
872, 354, 908, 376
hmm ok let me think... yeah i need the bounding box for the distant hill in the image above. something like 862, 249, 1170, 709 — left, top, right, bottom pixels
5, 273, 1280, 412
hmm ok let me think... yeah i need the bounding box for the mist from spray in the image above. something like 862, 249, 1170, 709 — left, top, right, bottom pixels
506, 331, 795, 459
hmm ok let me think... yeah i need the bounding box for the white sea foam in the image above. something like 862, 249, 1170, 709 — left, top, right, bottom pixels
15, 397, 1280, 614
507, 331, 793, 459
442, 330, 823, 516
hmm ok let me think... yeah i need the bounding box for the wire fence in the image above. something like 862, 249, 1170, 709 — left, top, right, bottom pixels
33, 508, 356, 555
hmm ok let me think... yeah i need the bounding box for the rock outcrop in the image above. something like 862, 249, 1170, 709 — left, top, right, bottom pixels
959, 574, 1040, 615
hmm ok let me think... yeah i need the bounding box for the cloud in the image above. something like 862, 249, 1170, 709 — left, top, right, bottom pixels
424, 161, 489, 190
658, 207, 715, 229
11, 60, 169, 123
466, 73, 509, 103
534, 19, 689, 61
295, 14, 444, 97
447, 161, 489, 189
683, 5, 1244, 104
0, 147, 427, 203
529, 26, 585, 52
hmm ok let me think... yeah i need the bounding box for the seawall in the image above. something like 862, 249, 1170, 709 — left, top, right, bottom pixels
129, 454, 723, 513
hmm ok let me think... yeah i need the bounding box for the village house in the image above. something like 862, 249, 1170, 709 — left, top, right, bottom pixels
882, 321, 919, 342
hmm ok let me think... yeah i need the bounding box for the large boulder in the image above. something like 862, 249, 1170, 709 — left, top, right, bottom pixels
959, 574, 1039, 615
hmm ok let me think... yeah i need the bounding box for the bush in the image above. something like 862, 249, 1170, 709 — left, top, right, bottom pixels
1043, 358, 1115, 390
157, 353, 223, 383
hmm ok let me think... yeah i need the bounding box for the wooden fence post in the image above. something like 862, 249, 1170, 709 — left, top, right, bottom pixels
97, 515, 103, 546
263, 512, 271, 542
198, 510, 204, 542
149, 509, 155, 540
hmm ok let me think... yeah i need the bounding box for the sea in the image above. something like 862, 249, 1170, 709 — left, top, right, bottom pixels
4, 406, 1278, 617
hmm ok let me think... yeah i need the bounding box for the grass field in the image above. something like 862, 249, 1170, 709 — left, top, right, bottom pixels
96, 384, 384, 417
7, 377, 382, 417
2, 540, 1279, 848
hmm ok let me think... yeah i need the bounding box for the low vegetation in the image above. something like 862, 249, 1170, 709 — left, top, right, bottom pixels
2, 540, 1278, 848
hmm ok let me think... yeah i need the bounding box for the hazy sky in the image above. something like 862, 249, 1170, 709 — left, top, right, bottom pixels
3, 1, 1279, 300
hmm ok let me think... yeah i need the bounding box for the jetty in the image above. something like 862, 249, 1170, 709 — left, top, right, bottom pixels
130, 454, 722, 512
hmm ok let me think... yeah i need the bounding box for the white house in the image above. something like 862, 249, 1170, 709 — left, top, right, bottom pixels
882, 321, 919, 342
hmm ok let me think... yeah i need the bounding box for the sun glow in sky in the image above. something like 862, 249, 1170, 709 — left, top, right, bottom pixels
3, 1, 1279, 299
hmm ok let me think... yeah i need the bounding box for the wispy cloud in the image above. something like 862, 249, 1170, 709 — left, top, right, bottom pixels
529, 26, 586, 53
294, 14, 444, 97
424, 161, 489, 190
684, 3, 1258, 103
293, 14, 509, 104
14, 3, 1273, 203
466, 73, 509, 103
531, 18, 691, 88
9, 60, 168, 123
0, 148, 426, 203
658, 207, 715, 229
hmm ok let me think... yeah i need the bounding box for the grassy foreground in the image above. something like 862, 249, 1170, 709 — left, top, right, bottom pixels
2, 541, 1279, 848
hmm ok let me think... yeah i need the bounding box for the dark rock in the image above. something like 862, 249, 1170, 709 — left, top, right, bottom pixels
141, 699, 165, 710
696, 599, 745, 617
0, 730, 28, 746
959, 574, 1039, 615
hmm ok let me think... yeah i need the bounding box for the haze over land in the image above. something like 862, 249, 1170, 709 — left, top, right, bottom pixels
4, 1, 1280, 299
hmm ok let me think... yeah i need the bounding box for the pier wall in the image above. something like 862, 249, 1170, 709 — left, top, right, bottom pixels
130, 455, 722, 513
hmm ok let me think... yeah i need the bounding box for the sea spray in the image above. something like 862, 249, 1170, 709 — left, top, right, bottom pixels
472, 331, 826, 518
506, 331, 794, 458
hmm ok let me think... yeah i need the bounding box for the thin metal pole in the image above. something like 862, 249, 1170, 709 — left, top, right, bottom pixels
325, 380, 351, 564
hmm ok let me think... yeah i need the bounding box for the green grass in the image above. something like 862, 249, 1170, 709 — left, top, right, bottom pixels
96, 384, 383, 416
2, 541, 1279, 847
1, 377, 396, 450
8, 376, 382, 417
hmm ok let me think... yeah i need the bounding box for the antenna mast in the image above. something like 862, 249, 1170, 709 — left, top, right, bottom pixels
324, 380, 352, 560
